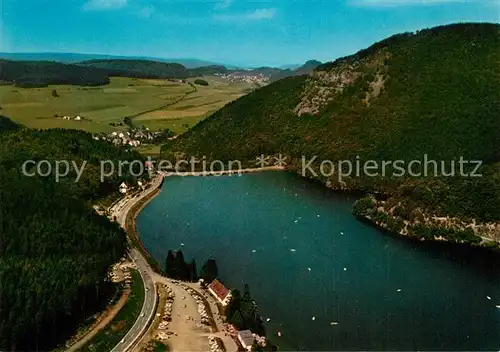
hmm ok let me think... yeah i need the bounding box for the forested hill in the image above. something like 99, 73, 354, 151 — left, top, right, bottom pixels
0, 59, 111, 87
78, 59, 192, 78
294, 59, 323, 75
0, 59, 228, 88
0, 115, 20, 133
0, 57, 319, 88
0, 119, 146, 350
231, 60, 322, 81
80, 59, 232, 78
162, 23, 500, 245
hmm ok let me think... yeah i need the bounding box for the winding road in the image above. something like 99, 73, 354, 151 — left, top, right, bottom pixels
109, 175, 163, 352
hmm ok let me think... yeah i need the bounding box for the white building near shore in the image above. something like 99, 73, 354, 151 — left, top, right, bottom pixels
237, 330, 255, 351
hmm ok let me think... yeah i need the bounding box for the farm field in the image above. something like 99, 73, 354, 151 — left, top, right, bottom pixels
0, 76, 255, 133
134, 144, 162, 157
132, 76, 253, 133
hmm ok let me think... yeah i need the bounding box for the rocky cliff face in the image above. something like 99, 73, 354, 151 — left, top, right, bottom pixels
354, 195, 500, 248
294, 50, 389, 116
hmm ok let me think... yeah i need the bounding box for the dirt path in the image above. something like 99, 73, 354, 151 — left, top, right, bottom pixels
66, 287, 131, 352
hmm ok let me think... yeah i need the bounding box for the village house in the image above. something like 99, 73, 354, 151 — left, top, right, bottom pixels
237, 330, 255, 351
145, 161, 155, 173
207, 279, 232, 306
134, 131, 146, 139
119, 182, 128, 194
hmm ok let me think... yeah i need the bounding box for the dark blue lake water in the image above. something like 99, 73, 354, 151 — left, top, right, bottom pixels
137, 172, 500, 351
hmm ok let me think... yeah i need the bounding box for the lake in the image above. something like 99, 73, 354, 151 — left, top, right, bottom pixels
136, 172, 500, 351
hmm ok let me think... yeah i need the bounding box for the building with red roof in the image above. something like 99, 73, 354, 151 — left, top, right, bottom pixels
208, 279, 232, 306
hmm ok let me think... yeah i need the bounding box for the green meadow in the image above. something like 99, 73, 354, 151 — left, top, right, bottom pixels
0, 76, 254, 133
132, 76, 253, 133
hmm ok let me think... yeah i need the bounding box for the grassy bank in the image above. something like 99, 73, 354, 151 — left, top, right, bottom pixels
79, 270, 145, 352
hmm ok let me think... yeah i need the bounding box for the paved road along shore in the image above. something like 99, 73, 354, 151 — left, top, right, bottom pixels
110, 175, 163, 352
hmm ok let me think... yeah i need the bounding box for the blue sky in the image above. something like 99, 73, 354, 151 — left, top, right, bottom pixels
1, 0, 498, 66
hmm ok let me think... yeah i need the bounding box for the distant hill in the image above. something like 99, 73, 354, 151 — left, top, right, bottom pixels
80, 59, 230, 78
189, 65, 229, 76
162, 23, 500, 246
0, 59, 110, 87
231, 66, 293, 81
279, 63, 302, 70
294, 59, 322, 74
0, 52, 223, 69
0, 56, 323, 88
78, 59, 191, 79
0, 58, 231, 87
230, 60, 323, 82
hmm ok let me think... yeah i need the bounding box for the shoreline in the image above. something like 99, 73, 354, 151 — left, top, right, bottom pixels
356, 214, 500, 253
161, 165, 284, 177
288, 169, 500, 250
132, 166, 498, 277
124, 175, 166, 274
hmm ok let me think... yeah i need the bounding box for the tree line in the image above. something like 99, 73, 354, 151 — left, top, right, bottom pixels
0, 117, 148, 350
164, 249, 219, 283
0, 59, 230, 88
0, 60, 110, 87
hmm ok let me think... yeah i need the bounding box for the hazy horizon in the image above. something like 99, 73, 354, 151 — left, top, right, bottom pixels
0, 50, 305, 68
1, 0, 498, 67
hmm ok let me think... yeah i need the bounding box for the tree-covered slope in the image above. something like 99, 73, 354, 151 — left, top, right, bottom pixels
79, 59, 191, 79
0, 121, 145, 350
0, 60, 110, 87
0, 59, 227, 88
162, 23, 500, 243
0, 128, 145, 200
80, 59, 231, 78
164, 23, 499, 162
0, 115, 21, 133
